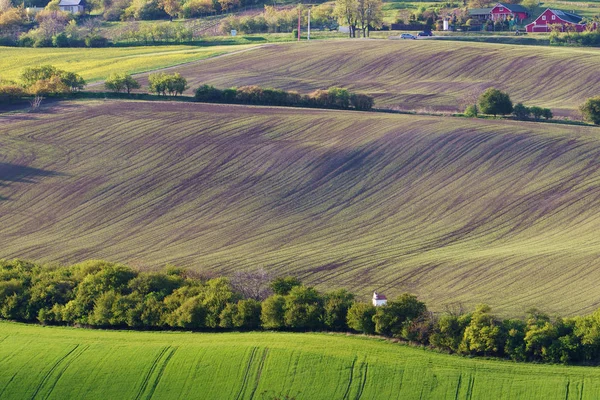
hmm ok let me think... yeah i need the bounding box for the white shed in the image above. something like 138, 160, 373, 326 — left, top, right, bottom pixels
372, 292, 387, 307
58, 0, 86, 14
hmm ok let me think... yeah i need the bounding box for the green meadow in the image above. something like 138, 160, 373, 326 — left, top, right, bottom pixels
0, 44, 255, 83
2, 320, 600, 399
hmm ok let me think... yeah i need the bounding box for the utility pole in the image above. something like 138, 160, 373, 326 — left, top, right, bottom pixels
307, 8, 311, 40
298, 8, 301, 41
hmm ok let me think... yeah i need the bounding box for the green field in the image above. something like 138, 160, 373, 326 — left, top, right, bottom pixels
0, 44, 255, 83
2, 320, 600, 399
134, 40, 600, 117
2, 100, 600, 315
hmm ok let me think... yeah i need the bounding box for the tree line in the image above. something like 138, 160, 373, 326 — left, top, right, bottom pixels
4, 259, 600, 365
195, 85, 375, 110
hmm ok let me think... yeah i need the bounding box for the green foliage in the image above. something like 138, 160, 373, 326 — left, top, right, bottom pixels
346, 302, 376, 334
373, 294, 427, 338
460, 304, 503, 356
261, 294, 286, 329
270, 276, 302, 296
478, 87, 513, 117
430, 313, 471, 353
20, 64, 85, 95
283, 286, 324, 330
529, 106, 544, 121
148, 72, 188, 96
105, 73, 141, 94
464, 104, 478, 118
581, 96, 600, 125
323, 289, 354, 331
513, 102, 530, 120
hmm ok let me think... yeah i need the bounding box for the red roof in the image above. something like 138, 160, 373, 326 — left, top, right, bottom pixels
374, 293, 387, 300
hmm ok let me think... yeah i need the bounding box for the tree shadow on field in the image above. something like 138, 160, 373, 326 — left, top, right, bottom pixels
0, 163, 63, 201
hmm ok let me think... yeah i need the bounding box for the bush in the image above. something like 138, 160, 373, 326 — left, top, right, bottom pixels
104, 73, 140, 94
529, 106, 544, 121
85, 35, 108, 48
580, 97, 600, 125
350, 93, 374, 111
478, 87, 513, 117
542, 108, 553, 120
0, 84, 27, 103
464, 104, 478, 118
52, 32, 69, 47
148, 72, 188, 96
513, 103, 530, 120
194, 84, 223, 102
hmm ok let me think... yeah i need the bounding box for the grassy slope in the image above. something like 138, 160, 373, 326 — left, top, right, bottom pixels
135, 40, 600, 117
2, 101, 600, 315
2, 321, 600, 399
0, 44, 255, 83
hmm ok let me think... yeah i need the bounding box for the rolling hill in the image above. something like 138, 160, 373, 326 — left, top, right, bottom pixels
1, 321, 599, 399
1, 100, 600, 315
133, 40, 600, 117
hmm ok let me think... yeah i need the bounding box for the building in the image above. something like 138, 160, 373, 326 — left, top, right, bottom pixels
526, 9, 592, 32
468, 3, 529, 23
58, 0, 86, 14
372, 292, 387, 307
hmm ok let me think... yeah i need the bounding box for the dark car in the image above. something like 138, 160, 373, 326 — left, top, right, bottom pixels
417, 31, 433, 37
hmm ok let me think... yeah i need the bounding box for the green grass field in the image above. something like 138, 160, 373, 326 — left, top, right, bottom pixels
0, 44, 256, 83
2, 100, 600, 315
135, 40, 600, 117
2, 320, 600, 399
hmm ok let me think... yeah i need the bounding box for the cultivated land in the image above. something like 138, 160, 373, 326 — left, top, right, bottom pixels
2, 321, 600, 399
0, 44, 255, 83
134, 40, 600, 117
2, 100, 600, 315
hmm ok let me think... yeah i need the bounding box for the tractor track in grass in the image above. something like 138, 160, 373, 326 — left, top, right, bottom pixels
29, 344, 83, 400
133, 346, 173, 400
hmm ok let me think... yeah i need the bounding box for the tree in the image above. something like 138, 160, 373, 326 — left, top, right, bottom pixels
430, 313, 472, 352
323, 289, 354, 331
148, 72, 187, 96
529, 105, 544, 121
346, 302, 376, 334
356, 0, 383, 37
542, 108, 553, 120
160, 0, 180, 20
580, 97, 600, 125
513, 102, 530, 120
261, 294, 286, 329
478, 87, 513, 117
283, 286, 324, 330
270, 276, 302, 296
373, 294, 427, 338
333, 0, 358, 38
460, 304, 503, 356
105, 73, 140, 94
464, 104, 478, 118
230, 268, 272, 301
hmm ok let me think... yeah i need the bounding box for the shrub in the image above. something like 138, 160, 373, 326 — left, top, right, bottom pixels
346, 302, 376, 334
464, 104, 478, 118
85, 35, 108, 47
580, 97, 600, 125
350, 93, 374, 111
478, 87, 513, 117
0, 84, 27, 103
52, 32, 69, 47
542, 108, 553, 120
513, 102, 530, 120
194, 84, 223, 102
105, 73, 141, 94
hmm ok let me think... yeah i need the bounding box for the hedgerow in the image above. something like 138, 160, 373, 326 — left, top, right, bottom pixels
4, 258, 600, 365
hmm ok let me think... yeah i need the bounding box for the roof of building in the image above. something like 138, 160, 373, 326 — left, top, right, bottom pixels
549, 9, 583, 24
468, 7, 493, 15
495, 3, 529, 13
59, 0, 86, 6
373, 292, 387, 300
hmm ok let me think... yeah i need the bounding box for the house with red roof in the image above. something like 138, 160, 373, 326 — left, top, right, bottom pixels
468, 3, 530, 23
372, 292, 387, 307
526, 9, 592, 32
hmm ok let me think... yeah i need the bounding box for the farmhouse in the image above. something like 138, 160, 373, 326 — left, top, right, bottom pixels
526, 9, 592, 32
468, 3, 530, 22
372, 292, 387, 307
58, 0, 86, 13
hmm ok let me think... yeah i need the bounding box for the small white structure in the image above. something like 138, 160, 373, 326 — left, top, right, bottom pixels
58, 0, 86, 14
372, 291, 387, 307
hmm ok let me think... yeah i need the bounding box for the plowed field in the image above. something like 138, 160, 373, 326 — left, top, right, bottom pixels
134, 40, 600, 117
2, 100, 600, 315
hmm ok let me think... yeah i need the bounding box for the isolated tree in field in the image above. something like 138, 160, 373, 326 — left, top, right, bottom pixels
334, 0, 358, 38
580, 97, 600, 125
478, 87, 513, 117
105, 73, 141, 94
